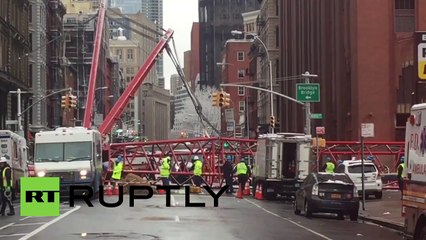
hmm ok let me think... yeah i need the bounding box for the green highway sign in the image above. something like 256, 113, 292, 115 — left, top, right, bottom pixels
296, 83, 320, 102
310, 113, 323, 119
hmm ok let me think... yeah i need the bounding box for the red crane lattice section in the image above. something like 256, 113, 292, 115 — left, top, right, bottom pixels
315, 141, 405, 173
106, 137, 257, 187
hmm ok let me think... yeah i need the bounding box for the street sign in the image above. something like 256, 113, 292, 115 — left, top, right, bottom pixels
316, 126, 325, 135
5, 120, 18, 125
361, 123, 374, 138
418, 42, 426, 80
310, 113, 323, 119
296, 83, 320, 102
226, 121, 235, 132
225, 109, 234, 122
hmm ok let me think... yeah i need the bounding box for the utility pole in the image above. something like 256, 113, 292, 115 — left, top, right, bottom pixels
9, 88, 31, 137
301, 71, 318, 135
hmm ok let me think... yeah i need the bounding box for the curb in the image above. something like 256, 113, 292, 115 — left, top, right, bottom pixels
359, 215, 405, 233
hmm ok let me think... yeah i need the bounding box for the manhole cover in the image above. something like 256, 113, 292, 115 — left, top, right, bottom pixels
74, 232, 160, 240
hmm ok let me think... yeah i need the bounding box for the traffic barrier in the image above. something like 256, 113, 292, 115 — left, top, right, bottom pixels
255, 184, 264, 200
243, 182, 251, 195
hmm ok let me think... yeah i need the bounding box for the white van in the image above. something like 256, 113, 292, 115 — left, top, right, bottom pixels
335, 160, 383, 199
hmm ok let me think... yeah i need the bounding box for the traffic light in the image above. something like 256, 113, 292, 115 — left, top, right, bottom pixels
270, 116, 275, 129
69, 95, 77, 108
61, 95, 70, 108
218, 91, 231, 108
211, 91, 219, 107
222, 92, 231, 108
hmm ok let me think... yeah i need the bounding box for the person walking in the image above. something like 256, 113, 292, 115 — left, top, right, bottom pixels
191, 156, 203, 187
397, 156, 406, 195
0, 157, 14, 216
234, 158, 251, 198
160, 155, 171, 186
223, 155, 234, 194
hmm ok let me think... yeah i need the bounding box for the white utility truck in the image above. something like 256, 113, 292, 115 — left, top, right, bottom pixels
0, 130, 28, 191
33, 127, 103, 194
252, 133, 313, 200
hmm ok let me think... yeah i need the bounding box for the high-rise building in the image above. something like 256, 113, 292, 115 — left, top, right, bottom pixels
0, 0, 31, 133
198, 0, 259, 88
110, 0, 164, 81
170, 74, 181, 96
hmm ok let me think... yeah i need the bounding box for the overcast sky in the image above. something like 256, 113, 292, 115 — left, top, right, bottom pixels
163, 0, 199, 90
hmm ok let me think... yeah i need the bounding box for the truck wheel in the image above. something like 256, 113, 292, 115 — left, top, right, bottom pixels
375, 191, 383, 199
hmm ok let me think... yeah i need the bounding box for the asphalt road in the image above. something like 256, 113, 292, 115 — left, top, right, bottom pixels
0, 191, 404, 240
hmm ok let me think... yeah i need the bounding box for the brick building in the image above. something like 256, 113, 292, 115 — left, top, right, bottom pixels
277, 0, 426, 141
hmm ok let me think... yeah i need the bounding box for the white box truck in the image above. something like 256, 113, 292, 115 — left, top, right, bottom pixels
252, 133, 313, 200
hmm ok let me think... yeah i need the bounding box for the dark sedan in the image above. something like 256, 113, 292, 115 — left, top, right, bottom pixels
294, 172, 360, 221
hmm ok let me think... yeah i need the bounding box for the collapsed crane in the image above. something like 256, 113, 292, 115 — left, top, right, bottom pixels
30, 0, 253, 190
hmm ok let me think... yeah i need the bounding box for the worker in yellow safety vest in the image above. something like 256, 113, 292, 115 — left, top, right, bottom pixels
191, 156, 203, 187
322, 157, 335, 173
397, 156, 405, 195
234, 158, 251, 196
160, 155, 171, 186
111, 155, 124, 186
0, 157, 14, 216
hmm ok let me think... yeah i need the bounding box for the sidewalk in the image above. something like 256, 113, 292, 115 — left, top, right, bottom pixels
358, 190, 405, 232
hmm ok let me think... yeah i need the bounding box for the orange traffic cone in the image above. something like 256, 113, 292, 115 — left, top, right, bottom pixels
106, 182, 112, 196
236, 188, 243, 199
255, 184, 264, 200
113, 183, 120, 195
243, 182, 251, 196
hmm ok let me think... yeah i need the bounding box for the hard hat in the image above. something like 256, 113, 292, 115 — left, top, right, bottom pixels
325, 157, 331, 161
193, 156, 199, 160
400, 156, 405, 162
0, 157, 7, 163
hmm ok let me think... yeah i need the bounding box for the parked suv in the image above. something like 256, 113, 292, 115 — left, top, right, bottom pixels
335, 160, 383, 199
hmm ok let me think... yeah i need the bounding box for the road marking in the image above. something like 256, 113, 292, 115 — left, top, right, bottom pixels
175, 216, 180, 222
18, 206, 81, 240
19, 217, 31, 221
244, 199, 333, 240
0, 233, 29, 238
11, 222, 47, 227
0, 223, 14, 231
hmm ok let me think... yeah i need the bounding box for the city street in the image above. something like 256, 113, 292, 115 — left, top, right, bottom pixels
0, 191, 403, 240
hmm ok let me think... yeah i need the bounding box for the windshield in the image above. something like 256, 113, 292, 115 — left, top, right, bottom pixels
348, 165, 377, 174
35, 142, 92, 162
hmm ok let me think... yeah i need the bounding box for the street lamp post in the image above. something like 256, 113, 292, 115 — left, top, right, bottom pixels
231, 30, 274, 134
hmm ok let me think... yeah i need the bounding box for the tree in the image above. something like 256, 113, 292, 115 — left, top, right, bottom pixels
172, 86, 221, 137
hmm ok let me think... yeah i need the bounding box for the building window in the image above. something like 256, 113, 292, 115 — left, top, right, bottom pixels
127, 49, 133, 59
116, 49, 123, 59
238, 87, 245, 96
238, 69, 245, 78
126, 67, 134, 74
239, 101, 245, 112
237, 51, 244, 61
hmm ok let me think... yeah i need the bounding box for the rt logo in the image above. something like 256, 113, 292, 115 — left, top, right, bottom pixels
20, 177, 60, 216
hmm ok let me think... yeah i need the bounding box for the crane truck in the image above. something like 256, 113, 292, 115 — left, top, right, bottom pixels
252, 133, 313, 200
